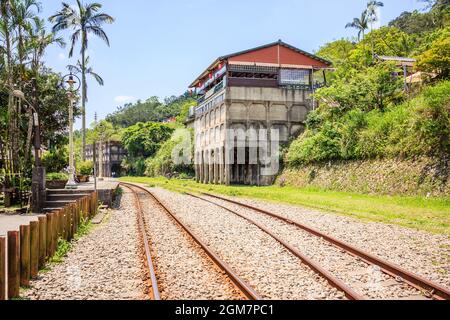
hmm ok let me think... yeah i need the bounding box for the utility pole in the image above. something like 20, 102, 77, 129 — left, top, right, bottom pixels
93, 113, 98, 191
65, 74, 80, 190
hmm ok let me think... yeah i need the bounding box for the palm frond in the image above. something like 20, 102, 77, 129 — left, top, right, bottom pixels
69, 29, 81, 58
86, 25, 110, 46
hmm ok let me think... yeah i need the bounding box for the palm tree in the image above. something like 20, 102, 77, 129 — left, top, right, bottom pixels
29, 18, 66, 75
49, 0, 114, 160
345, 10, 369, 42
24, 18, 65, 161
366, 1, 384, 60
67, 56, 105, 101
11, 0, 42, 74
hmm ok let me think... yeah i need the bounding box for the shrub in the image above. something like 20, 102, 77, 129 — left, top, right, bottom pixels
77, 161, 93, 176
46, 172, 69, 181
145, 129, 194, 177
286, 81, 450, 166
42, 148, 68, 173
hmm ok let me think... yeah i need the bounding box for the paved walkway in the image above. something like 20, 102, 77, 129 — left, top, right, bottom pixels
0, 179, 119, 237
76, 178, 120, 191
0, 215, 42, 236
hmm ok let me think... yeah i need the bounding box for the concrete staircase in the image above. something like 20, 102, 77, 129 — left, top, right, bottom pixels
44, 190, 93, 213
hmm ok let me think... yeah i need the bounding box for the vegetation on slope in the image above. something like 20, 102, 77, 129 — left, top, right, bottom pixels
287, 1, 449, 170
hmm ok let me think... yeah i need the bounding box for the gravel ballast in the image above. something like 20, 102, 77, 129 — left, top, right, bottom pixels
200, 195, 426, 299
150, 187, 346, 300
201, 193, 450, 290
134, 188, 244, 300
23, 191, 147, 300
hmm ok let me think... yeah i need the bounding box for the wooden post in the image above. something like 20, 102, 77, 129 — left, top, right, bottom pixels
46, 213, 52, 257
52, 212, 58, 253
0, 237, 6, 300
30, 221, 39, 278
68, 205, 74, 240
7, 231, 20, 299
20, 225, 31, 287
38, 216, 47, 268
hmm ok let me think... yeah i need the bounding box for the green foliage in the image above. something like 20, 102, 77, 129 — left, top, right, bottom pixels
122, 122, 175, 159
46, 172, 68, 181
77, 161, 93, 176
348, 27, 415, 66
315, 62, 405, 112
107, 93, 196, 128
416, 26, 450, 78
75, 217, 93, 240
145, 129, 194, 177
50, 238, 72, 264
287, 81, 450, 165
389, 0, 449, 35
316, 39, 356, 66
42, 148, 68, 173
89, 120, 115, 143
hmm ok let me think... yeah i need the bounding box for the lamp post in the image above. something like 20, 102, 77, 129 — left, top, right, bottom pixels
12, 78, 45, 213
62, 73, 81, 190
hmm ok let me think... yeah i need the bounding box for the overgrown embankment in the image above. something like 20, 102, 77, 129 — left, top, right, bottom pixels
278, 156, 449, 197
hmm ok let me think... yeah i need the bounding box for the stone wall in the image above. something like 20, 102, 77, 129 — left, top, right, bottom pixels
277, 157, 449, 197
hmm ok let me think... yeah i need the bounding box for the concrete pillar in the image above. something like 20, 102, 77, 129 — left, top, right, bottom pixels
214, 149, 219, 184
200, 151, 205, 183
195, 153, 200, 183
204, 151, 209, 184
219, 147, 225, 185
209, 150, 214, 184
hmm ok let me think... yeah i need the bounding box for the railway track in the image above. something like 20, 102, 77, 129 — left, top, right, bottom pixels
121, 183, 261, 300
188, 192, 450, 301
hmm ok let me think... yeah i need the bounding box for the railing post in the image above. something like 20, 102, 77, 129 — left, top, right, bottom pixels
20, 225, 31, 287
0, 236, 6, 300
38, 216, 47, 268
7, 231, 20, 299
46, 213, 53, 257
30, 221, 39, 279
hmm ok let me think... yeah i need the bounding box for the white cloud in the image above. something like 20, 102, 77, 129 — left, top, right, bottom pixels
114, 96, 136, 104
58, 53, 66, 60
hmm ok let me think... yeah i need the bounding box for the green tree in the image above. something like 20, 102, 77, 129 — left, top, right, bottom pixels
346, 10, 369, 41
366, 1, 384, 60
122, 122, 175, 159
49, 0, 114, 161
416, 27, 450, 78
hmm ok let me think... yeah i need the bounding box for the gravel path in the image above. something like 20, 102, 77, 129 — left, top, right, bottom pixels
204, 194, 450, 291
150, 187, 346, 300
23, 191, 147, 300
200, 195, 425, 300
133, 188, 243, 300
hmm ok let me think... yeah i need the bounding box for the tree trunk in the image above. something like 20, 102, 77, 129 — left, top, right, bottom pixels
25, 108, 34, 164
1, 0, 17, 183
81, 31, 87, 161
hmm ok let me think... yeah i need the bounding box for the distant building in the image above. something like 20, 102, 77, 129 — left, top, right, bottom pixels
162, 116, 177, 124
188, 40, 332, 186
85, 141, 127, 178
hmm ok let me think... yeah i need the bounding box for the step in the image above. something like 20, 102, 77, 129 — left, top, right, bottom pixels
46, 189, 93, 195
44, 200, 77, 209
43, 208, 64, 213
46, 194, 88, 202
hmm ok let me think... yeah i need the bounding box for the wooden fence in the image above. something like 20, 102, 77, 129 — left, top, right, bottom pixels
0, 191, 98, 300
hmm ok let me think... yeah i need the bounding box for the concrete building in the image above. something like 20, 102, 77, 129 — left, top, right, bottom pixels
188, 40, 332, 185
85, 141, 127, 178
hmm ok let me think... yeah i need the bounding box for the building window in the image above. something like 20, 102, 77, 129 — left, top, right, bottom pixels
279, 69, 311, 87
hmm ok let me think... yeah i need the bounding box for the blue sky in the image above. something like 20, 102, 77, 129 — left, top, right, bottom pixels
41, 0, 424, 129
